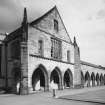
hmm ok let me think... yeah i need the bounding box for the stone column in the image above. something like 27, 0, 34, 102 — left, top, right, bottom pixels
44, 82, 49, 91
4, 43, 8, 90
59, 74, 63, 90
1, 43, 7, 89
59, 82, 63, 90
73, 40, 81, 88
20, 42, 28, 95
44, 76, 49, 91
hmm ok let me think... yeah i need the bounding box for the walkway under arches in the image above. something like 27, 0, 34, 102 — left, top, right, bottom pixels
104, 74, 105, 85
32, 64, 49, 91
100, 74, 104, 86
50, 67, 62, 90
91, 72, 95, 87
63, 69, 73, 88
85, 71, 90, 87
96, 73, 100, 86
81, 71, 85, 87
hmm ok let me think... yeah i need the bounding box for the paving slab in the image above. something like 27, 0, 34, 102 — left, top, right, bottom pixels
0, 86, 105, 105
59, 87, 105, 104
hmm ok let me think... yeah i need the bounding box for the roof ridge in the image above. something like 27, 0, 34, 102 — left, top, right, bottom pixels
30, 5, 72, 43
30, 6, 56, 25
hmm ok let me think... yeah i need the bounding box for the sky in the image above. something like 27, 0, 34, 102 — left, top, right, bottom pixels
0, 0, 105, 66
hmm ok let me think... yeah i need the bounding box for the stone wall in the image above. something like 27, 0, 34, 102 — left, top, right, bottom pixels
28, 27, 74, 63
81, 63, 105, 76
81, 62, 105, 87
32, 7, 71, 43
28, 55, 74, 92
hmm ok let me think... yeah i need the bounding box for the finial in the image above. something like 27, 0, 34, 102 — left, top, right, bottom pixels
22, 7, 28, 41
74, 36, 77, 46
22, 7, 28, 26
78, 47, 80, 55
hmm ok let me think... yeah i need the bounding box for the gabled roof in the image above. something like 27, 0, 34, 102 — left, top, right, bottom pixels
5, 6, 72, 43
30, 6, 72, 43
81, 60, 105, 70
4, 27, 22, 43
30, 6, 56, 25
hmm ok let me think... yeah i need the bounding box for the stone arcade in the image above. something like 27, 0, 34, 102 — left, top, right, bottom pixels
0, 6, 105, 95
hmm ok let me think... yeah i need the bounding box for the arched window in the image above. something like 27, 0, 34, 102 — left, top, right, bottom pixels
54, 19, 59, 32
38, 40, 43, 56
67, 50, 70, 62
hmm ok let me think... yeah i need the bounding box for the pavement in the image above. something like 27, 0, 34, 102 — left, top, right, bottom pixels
59, 86, 105, 104
0, 86, 105, 105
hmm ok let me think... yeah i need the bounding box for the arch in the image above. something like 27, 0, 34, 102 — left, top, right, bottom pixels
32, 64, 49, 91
81, 71, 85, 87
104, 74, 105, 85
63, 69, 73, 88
100, 73, 104, 86
91, 72, 95, 87
96, 73, 100, 86
50, 67, 62, 90
85, 71, 90, 87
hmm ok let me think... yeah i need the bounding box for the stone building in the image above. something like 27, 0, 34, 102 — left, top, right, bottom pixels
0, 33, 7, 88
0, 6, 105, 95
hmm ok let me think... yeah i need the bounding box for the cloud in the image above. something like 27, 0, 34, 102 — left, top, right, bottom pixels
87, 9, 105, 21
96, 9, 105, 19
0, 0, 105, 66
0, 0, 54, 33
0, 0, 24, 32
102, 0, 105, 3
87, 16, 93, 21
0, 0, 23, 12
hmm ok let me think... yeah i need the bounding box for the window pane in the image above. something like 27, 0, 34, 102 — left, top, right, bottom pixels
51, 38, 61, 60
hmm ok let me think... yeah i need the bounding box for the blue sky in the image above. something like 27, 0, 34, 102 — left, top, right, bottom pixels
0, 0, 105, 66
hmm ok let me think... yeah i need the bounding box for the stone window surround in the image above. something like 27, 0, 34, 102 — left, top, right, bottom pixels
51, 37, 62, 60
38, 39, 44, 57
67, 50, 70, 63
54, 19, 59, 32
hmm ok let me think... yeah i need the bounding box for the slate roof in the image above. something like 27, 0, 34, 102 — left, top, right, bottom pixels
30, 6, 72, 43
5, 6, 72, 43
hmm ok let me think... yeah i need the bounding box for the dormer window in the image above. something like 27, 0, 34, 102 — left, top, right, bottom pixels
54, 19, 59, 32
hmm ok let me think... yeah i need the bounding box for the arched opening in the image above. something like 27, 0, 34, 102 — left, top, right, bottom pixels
85, 71, 90, 87
100, 74, 104, 86
104, 74, 105, 85
91, 72, 95, 87
81, 71, 85, 87
64, 69, 73, 88
96, 73, 100, 86
50, 67, 62, 90
32, 64, 49, 91
12, 68, 21, 94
